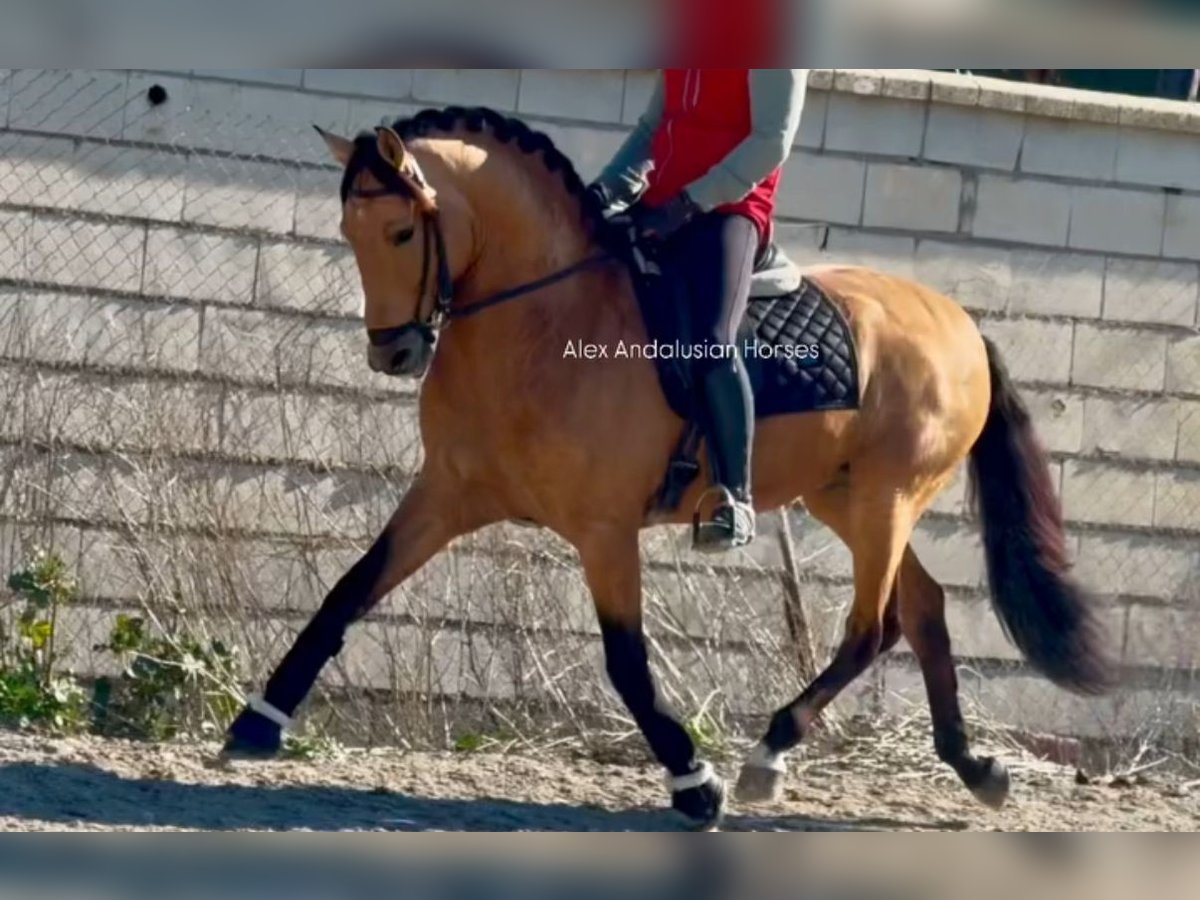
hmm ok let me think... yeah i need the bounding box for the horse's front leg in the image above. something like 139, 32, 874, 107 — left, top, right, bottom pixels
223, 469, 482, 758
577, 525, 726, 830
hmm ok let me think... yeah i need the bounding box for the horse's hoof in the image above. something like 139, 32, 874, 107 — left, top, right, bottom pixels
734, 763, 784, 804
969, 757, 1010, 810
220, 708, 283, 761
671, 773, 726, 831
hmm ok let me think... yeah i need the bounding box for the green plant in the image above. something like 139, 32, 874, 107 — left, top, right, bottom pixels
281, 730, 344, 761
0, 549, 89, 733
93, 613, 242, 741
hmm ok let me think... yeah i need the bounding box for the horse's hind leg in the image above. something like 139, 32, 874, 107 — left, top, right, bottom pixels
897, 545, 1010, 809
736, 483, 914, 802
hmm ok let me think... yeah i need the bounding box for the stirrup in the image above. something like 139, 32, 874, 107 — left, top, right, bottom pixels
691, 486, 756, 553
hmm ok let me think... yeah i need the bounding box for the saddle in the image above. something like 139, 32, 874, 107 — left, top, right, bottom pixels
629, 238, 861, 514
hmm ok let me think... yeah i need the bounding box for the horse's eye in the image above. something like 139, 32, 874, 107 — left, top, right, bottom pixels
391, 227, 415, 246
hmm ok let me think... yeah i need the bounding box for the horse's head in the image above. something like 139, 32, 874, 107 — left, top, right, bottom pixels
319, 124, 473, 378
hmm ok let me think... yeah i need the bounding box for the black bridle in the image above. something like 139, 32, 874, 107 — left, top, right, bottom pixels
341, 137, 611, 350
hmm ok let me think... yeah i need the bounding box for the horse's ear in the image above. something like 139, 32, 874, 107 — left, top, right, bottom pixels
375, 124, 438, 212
314, 125, 354, 167
374, 125, 409, 170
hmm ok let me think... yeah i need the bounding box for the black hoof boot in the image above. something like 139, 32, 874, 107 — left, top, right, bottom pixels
221, 708, 283, 760
966, 756, 1011, 810
670, 768, 726, 831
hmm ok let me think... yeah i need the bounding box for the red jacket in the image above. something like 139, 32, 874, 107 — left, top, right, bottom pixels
641, 69, 782, 245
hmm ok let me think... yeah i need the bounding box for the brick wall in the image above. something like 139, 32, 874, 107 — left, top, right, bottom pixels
1, 68, 1199, 743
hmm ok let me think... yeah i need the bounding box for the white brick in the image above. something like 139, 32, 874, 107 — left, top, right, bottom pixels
1103, 258, 1198, 327
1007, 250, 1104, 318
0, 446, 57, 519
1061, 460, 1156, 528
1019, 118, 1117, 181
344, 99, 422, 135
909, 519, 985, 589
1071, 323, 1167, 392
302, 69, 413, 97
293, 168, 343, 241
796, 89, 827, 150
0, 69, 9, 127
255, 242, 362, 318
1166, 335, 1200, 395
1025, 389, 1084, 454
1153, 471, 1200, 531
192, 70, 304, 87
1163, 194, 1200, 262
533, 122, 626, 184
824, 95, 925, 158
1115, 127, 1200, 193
1081, 396, 1180, 462
411, 70, 521, 111
1177, 401, 1200, 463
0, 133, 187, 223
944, 596, 1024, 662
824, 229, 916, 280
8, 70, 128, 139
772, 222, 827, 268
200, 307, 404, 394
924, 106, 1024, 171
143, 227, 258, 305
0, 210, 31, 281
6, 291, 200, 374
776, 153, 865, 225
1075, 532, 1200, 602
518, 69, 624, 124
182, 156, 297, 234
1068, 185, 1165, 256
913, 240, 1009, 313
1124, 604, 1200, 669
621, 70, 656, 126
863, 164, 961, 233
220, 390, 362, 467
23, 372, 218, 454
63, 143, 188, 222
977, 317, 1074, 384
358, 397, 424, 472
0, 132, 80, 211
27, 217, 146, 293
972, 176, 1071, 247
127, 75, 351, 166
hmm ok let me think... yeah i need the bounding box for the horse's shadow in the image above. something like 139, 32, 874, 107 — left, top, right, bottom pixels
0, 759, 898, 833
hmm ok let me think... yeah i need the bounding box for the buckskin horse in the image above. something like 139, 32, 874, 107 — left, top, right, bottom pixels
222, 107, 1116, 830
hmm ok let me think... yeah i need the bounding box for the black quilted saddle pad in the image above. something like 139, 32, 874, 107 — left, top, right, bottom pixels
739, 278, 860, 419
640, 275, 861, 422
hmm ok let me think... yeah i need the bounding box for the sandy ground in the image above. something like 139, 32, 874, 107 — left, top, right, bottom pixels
0, 727, 1195, 832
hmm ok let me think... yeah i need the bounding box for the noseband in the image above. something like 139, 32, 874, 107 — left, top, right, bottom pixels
342, 140, 610, 352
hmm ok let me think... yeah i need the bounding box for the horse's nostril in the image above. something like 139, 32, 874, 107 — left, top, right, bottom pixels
392, 348, 412, 371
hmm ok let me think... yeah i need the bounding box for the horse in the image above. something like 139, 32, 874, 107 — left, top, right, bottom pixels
221, 106, 1116, 830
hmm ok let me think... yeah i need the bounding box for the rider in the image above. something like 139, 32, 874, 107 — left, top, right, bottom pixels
587, 69, 807, 552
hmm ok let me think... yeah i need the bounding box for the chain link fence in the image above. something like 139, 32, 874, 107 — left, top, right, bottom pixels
0, 69, 1198, 757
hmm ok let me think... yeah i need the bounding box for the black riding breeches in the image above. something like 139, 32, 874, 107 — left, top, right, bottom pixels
659, 212, 758, 500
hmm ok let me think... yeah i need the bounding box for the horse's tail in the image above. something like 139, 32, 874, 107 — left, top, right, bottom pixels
966, 336, 1117, 695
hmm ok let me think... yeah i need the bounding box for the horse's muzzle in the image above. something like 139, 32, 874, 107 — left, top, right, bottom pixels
366, 324, 434, 378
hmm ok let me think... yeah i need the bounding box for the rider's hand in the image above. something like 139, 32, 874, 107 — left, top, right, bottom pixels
633, 191, 700, 241
585, 181, 620, 220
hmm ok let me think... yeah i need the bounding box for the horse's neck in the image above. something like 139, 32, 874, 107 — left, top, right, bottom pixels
423, 140, 642, 396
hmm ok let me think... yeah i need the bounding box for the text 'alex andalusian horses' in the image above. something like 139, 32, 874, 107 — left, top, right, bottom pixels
221, 107, 1116, 830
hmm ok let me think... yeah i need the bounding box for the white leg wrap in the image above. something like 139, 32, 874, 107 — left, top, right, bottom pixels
665, 760, 715, 794
246, 693, 294, 731
745, 742, 788, 773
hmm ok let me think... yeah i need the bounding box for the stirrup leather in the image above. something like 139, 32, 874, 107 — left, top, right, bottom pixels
691, 485, 756, 552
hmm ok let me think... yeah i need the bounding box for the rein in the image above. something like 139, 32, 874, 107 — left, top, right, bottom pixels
343, 141, 613, 344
